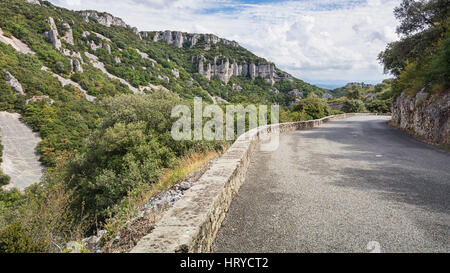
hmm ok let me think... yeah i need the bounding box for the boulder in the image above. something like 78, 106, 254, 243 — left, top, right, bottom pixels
44, 17, 61, 50
4, 71, 24, 95
102, 43, 111, 54
232, 84, 243, 91
82, 31, 90, 38
270, 88, 280, 95
171, 68, 180, 78
179, 181, 192, 191
61, 23, 74, 45
71, 59, 83, 72
89, 40, 101, 51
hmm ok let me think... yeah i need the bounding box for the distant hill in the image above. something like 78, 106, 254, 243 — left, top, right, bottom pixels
330, 82, 374, 98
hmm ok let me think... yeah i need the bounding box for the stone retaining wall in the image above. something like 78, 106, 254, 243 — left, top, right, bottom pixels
131, 113, 388, 253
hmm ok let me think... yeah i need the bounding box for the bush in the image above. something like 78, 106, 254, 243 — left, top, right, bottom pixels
292, 93, 332, 120
0, 175, 10, 187
366, 99, 391, 113
64, 93, 223, 223
342, 99, 366, 113
0, 221, 48, 253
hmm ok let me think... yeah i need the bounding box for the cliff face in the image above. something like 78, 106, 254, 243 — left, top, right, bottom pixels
197, 56, 277, 84
148, 31, 239, 49
390, 90, 450, 146
80, 11, 128, 28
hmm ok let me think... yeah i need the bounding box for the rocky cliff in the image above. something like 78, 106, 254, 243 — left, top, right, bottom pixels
147, 31, 239, 49
197, 56, 279, 84
390, 90, 450, 146
80, 11, 128, 28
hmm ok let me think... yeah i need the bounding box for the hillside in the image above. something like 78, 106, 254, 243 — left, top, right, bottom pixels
0, 0, 330, 174
0, 0, 332, 252
326, 79, 395, 114
2, 0, 324, 104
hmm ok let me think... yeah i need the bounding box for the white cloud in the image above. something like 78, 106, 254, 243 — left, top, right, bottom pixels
48, 0, 401, 86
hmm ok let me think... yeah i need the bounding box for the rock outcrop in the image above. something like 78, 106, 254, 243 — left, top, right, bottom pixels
84, 52, 140, 94
171, 68, 179, 78
288, 89, 304, 98
90, 41, 102, 52
322, 93, 333, 99
197, 56, 276, 84
25, 0, 40, 5
102, 43, 111, 54
71, 59, 83, 72
0, 112, 43, 192
4, 71, 24, 95
80, 11, 127, 28
61, 23, 74, 45
41, 66, 95, 102
0, 27, 35, 54
390, 90, 450, 146
135, 48, 157, 64
150, 31, 239, 49
26, 95, 55, 105
44, 17, 61, 50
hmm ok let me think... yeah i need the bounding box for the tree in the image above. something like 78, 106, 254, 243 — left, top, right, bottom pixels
293, 93, 332, 120
342, 99, 366, 113
346, 85, 364, 100
379, 0, 450, 76
394, 0, 449, 36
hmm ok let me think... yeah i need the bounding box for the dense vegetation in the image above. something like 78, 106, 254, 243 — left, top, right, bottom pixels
378, 0, 450, 97
327, 79, 395, 114
0, 0, 329, 252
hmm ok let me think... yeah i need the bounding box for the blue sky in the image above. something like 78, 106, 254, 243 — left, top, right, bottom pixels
49, 0, 401, 88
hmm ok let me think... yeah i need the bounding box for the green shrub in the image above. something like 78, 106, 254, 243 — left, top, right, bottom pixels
366, 99, 391, 113
292, 93, 332, 120
0, 221, 48, 253
342, 99, 366, 113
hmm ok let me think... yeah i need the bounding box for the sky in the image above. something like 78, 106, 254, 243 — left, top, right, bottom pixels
48, 0, 401, 89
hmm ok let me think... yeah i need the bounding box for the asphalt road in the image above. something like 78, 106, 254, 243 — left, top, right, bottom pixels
0, 111, 43, 191
213, 116, 450, 253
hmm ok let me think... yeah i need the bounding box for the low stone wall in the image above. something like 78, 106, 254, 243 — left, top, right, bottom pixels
131, 113, 387, 253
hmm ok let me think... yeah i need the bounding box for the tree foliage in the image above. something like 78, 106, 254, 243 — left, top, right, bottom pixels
378, 0, 450, 95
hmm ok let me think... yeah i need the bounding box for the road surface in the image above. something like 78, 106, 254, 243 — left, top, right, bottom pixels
213, 116, 450, 253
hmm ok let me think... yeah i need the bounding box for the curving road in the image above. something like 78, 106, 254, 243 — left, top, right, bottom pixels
213, 116, 450, 253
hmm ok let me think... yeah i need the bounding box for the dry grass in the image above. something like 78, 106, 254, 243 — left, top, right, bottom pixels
101, 147, 227, 252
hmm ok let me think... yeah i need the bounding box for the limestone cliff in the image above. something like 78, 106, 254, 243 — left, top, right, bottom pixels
196, 56, 289, 85
390, 90, 450, 146
80, 11, 128, 28
148, 31, 239, 49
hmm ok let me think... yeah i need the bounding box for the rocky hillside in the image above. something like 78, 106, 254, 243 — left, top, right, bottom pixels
1, 0, 325, 107
391, 90, 450, 146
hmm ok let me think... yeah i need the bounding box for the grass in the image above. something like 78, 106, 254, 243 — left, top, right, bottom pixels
102, 147, 227, 244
